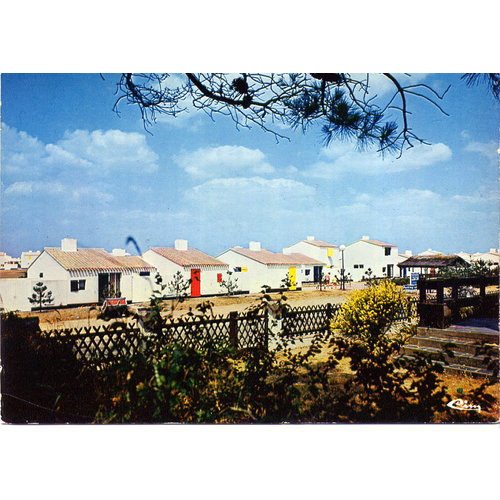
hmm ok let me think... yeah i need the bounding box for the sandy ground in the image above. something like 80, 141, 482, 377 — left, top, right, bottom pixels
23, 284, 366, 330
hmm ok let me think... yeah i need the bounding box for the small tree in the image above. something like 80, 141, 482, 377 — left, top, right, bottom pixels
334, 269, 351, 290
219, 270, 239, 296
28, 282, 54, 311
362, 267, 378, 287
439, 259, 499, 278
167, 271, 191, 300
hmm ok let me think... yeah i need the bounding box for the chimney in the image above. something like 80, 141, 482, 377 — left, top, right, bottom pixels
112, 249, 127, 256
307, 236, 315, 241
405, 250, 413, 256
249, 241, 261, 251
174, 239, 188, 251
283, 248, 292, 255
490, 248, 496, 254
61, 238, 77, 252
362, 235, 370, 241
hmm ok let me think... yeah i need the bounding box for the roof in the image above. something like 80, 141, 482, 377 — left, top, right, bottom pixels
398, 255, 468, 268
150, 247, 228, 267
229, 247, 324, 265
301, 240, 338, 248
45, 248, 155, 272
0, 269, 27, 279
361, 239, 397, 248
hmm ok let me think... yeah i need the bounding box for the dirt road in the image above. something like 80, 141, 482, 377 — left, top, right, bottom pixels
25, 285, 362, 330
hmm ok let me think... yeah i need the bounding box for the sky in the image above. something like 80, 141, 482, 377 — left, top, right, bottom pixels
1, 73, 499, 259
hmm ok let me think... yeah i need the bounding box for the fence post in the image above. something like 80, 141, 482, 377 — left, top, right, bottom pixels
229, 311, 238, 350
263, 308, 269, 351
326, 303, 333, 319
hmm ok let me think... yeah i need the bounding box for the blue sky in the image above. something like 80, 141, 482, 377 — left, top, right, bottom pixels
1, 73, 499, 258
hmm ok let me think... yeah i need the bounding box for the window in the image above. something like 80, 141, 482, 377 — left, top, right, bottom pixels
385, 247, 392, 256
305, 269, 310, 276
39, 272, 43, 278
139, 271, 150, 276
382, 267, 386, 273
234, 267, 241, 272
70, 279, 86, 292
354, 265, 359, 269
354, 264, 364, 269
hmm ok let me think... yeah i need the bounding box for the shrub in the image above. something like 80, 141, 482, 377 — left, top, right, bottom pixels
328, 281, 448, 422
1, 313, 98, 423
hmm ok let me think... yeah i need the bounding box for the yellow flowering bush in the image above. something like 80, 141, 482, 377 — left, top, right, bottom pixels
324, 281, 449, 422
332, 280, 408, 346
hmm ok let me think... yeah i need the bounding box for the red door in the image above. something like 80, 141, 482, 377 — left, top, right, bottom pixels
191, 268, 201, 297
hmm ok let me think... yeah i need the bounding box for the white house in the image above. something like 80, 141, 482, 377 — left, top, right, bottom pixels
0, 252, 21, 270
283, 236, 340, 282
23, 238, 156, 308
343, 236, 399, 282
217, 241, 324, 293
21, 250, 41, 269
470, 249, 500, 264
418, 248, 443, 256
142, 239, 228, 297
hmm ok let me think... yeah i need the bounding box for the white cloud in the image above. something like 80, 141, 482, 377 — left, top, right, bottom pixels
329, 187, 498, 252
306, 142, 452, 178
56, 129, 159, 173
1, 124, 159, 179
464, 139, 499, 165
174, 145, 275, 178
185, 176, 314, 207
349, 73, 429, 98
4, 181, 65, 195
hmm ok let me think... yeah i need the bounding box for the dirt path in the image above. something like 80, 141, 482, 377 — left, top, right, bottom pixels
25, 286, 361, 330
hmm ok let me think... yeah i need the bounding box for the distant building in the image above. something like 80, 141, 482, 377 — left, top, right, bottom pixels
142, 240, 228, 297
283, 236, 340, 282
0, 252, 8, 268
470, 249, 500, 264
397, 254, 468, 277
418, 248, 443, 256
0, 252, 21, 270
218, 241, 324, 293
21, 251, 41, 269
343, 236, 399, 281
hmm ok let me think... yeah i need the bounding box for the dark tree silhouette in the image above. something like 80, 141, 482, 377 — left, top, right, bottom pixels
113, 73, 499, 157
28, 282, 54, 311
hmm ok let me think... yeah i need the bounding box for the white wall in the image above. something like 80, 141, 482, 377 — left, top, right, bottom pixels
284, 241, 341, 278
27, 252, 68, 281
0, 278, 32, 311
142, 250, 227, 297
344, 241, 400, 281
21, 252, 41, 269
0, 278, 75, 311
218, 250, 302, 293
121, 272, 156, 303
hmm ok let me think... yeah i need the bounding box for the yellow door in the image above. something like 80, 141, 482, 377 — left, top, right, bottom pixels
288, 266, 297, 290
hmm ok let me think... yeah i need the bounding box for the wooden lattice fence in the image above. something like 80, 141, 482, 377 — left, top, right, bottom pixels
44, 324, 145, 363
281, 298, 418, 337
281, 303, 341, 337
42, 298, 418, 363
43, 311, 269, 364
